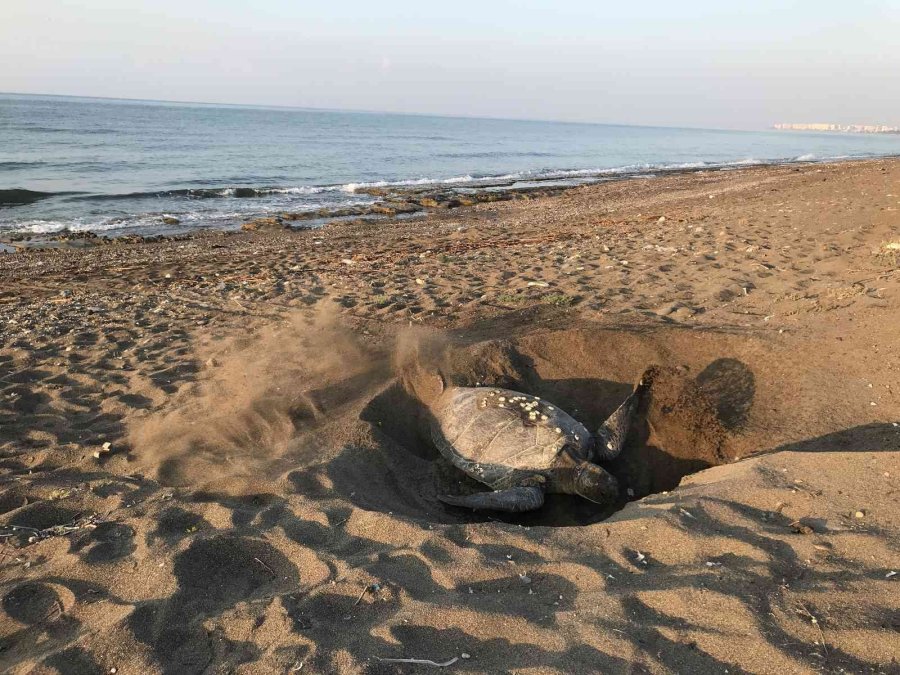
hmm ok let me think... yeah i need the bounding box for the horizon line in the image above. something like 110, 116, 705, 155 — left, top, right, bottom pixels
0, 89, 763, 134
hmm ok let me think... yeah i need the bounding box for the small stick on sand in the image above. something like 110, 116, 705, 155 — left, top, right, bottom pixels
796, 603, 828, 656
253, 557, 276, 576
2, 525, 41, 534
352, 586, 369, 606
352, 583, 380, 606
377, 657, 460, 667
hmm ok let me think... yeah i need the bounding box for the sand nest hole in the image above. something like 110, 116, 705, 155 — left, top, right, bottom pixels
127, 316, 755, 528
353, 330, 752, 527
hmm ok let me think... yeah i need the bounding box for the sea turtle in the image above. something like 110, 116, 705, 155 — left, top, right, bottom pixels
431, 373, 650, 512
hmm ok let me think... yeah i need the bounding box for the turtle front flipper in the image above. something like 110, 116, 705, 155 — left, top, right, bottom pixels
439, 486, 545, 513
594, 369, 654, 460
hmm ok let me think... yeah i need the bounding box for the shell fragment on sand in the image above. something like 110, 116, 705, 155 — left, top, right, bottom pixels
93, 441, 113, 460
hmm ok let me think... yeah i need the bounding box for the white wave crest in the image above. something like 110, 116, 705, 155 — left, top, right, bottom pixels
342, 175, 477, 192
267, 186, 330, 195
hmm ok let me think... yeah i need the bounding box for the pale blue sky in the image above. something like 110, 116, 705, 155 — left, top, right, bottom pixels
2, 1, 898, 129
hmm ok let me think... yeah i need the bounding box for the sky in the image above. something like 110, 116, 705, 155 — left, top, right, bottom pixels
1, 1, 898, 130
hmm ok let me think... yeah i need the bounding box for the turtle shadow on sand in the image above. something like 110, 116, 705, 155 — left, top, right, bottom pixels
343, 341, 752, 528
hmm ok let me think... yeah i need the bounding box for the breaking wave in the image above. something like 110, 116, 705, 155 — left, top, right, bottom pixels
0, 189, 76, 207
2, 151, 895, 236
3, 210, 249, 235
8, 152, 878, 210
64, 185, 334, 202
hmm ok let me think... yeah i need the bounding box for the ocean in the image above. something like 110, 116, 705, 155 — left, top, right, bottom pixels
3, 93, 900, 237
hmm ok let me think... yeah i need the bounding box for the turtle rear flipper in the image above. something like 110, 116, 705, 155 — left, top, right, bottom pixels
439, 486, 544, 513
594, 370, 654, 460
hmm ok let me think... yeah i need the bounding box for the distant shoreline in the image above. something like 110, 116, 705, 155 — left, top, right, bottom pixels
774, 122, 900, 135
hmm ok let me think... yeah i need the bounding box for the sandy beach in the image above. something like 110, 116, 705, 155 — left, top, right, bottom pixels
1, 158, 898, 673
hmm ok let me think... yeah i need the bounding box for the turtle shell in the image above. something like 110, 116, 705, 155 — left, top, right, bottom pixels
431, 387, 592, 489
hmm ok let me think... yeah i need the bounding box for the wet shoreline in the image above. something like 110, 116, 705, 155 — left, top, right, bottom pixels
4, 155, 894, 251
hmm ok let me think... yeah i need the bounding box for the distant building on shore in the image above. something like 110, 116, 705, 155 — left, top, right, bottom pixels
774, 123, 900, 134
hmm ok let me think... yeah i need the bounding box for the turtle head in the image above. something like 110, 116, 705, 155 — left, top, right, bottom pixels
573, 462, 619, 504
